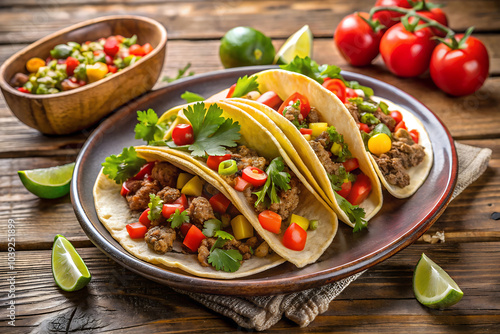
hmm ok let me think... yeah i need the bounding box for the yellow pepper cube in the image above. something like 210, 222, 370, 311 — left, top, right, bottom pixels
181, 175, 203, 196
176, 173, 193, 189
290, 214, 310, 231
86, 62, 108, 83
330, 142, 342, 155
368, 133, 392, 155
309, 123, 328, 138
231, 215, 254, 240
302, 134, 311, 141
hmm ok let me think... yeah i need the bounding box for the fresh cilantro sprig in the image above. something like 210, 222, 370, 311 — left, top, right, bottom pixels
181, 91, 205, 103
202, 219, 222, 237
254, 157, 291, 206
208, 230, 242, 273
134, 109, 168, 144
168, 209, 190, 228
327, 126, 352, 162
334, 192, 367, 232
231, 75, 259, 98
328, 166, 356, 191
162, 63, 195, 83
102, 146, 147, 184
148, 194, 164, 221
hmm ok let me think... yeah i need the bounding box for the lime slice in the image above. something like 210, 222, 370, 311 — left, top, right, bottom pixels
273, 25, 313, 65
52, 235, 91, 292
413, 253, 463, 309
18, 162, 75, 199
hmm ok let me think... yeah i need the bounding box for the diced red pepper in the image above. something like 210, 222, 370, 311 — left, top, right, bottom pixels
133, 161, 156, 180
322, 78, 347, 103
129, 44, 145, 57
358, 123, 371, 133
337, 180, 352, 199
256, 91, 283, 110
409, 129, 420, 143
226, 83, 237, 98
65, 57, 80, 76
120, 181, 130, 196
16, 87, 30, 93
180, 222, 193, 239
395, 120, 408, 132
139, 208, 151, 228
283, 223, 307, 251
142, 43, 154, 55
206, 154, 231, 171
278, 92, 311, 119
162, 203, 185, 219
258, 210, 282, 234
209, 193, 231, 214
107, 64, 117, 73
342, 158, 359, 172
126, 222, 147, 239
173, 193, 188, 209
183, 225, 206, 252
104, 37, 120, 57
299, 128, 313, 135
233, 176, 252, 192
347, 173, 372, 206
172, 124, 194, 146
242, 166, 268, 187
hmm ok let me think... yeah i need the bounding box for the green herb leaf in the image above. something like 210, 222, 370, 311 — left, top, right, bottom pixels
378, 101, 390, 115
102, 147, 147, 184
162, 63, 195, 83
148, 194, 164, 221
328, 166, 357, 191
134, 109, 167, 144
168, 209, 190, 228
253, 157, 291, 206
334, 192, 367, 232
122, 35, 137, 47
360, 113, 381, 125
326, 126, 352, 162
210, 231, 234, 252
231, 75, 259, 98
181, 91, 205, 103
208, 248, 242, 272
371, 123, 392, 139
202, 219, 222, 237
345, 81, 374, 97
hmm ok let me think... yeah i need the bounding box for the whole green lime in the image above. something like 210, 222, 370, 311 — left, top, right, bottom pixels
220, 27, 275, 68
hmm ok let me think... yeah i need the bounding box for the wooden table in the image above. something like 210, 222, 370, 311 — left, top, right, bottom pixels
1, 1, 499, 332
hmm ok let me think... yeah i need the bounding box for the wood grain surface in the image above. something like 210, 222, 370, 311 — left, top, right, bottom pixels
0, 0, 499, 332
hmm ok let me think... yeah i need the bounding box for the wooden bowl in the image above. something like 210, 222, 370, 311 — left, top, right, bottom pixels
0, 15, 167, 135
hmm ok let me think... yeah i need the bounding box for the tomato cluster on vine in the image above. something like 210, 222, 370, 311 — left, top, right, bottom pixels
334, 0, 489, 96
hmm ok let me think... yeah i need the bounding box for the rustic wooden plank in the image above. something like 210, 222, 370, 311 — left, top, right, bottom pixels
0, 0, 498, 44
0, 242, 498, 332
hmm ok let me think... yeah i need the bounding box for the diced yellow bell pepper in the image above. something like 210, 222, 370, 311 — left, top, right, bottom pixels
176, 173, 193, 189
368, 133, 392, 155
231, 215, 254, 240
289, 214, 310, 231
330, 142, 342, 156
309, 122, 328, 138
86, 62, 108, 83
181, 175, 203, 196
26, 57, 46, 73
302, 134, 311, 141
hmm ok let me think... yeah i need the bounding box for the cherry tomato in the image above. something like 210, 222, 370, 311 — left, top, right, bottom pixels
390, 110, 403, 124
172, 124, 194, 146
278, 92, 311, 119
379, 22, 436, 77
180, 222, 193, 239
104, 37, 120, 57
162, 203, 185, 219
242, 166, 268, 187
347, 173, 372, 206
372, 0, 412, 30
233, 176, 252, 192
139, 208, 151, 228
120, 181, 130, 196
430, 35, 489, 96
173, 193, 188, 209
299, 128, 313, 135
183, 225, 206, 252
337, 180, 352, 199
129, 44, 146, 56
126, 222, 147, 239
417, 8, 448, 37
345, 87, 358, 99
142, 43, 154, 55
395, 120, 407, 132
206, 154, 231, 171
283, 223, 307, 251
107, 64, 117, 73
65, 57, 80, 76
342, 158, 359, 172
335, 12, 383, 66
256, 91, 283, 110
409, 129, 420, 143
258, 210, 282, 234
322, 78, 347, 103
133, 161, 156, 180
226, 83, 237, 98
209, 193, 231, 214
358, 122, 371, 133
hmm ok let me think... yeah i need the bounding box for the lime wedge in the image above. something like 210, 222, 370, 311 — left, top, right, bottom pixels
52, 235, 91, 292
413, 253, 463, 309
273, 25, 313, 65
18, 162, 75, 199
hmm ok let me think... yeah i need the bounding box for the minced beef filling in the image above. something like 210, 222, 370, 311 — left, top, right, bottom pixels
187, 197, 216, 229
198, 236, 268, 267
308, 132, 342, 176
372, 129, 425, 188
144, 226, 176, 254
221, 145, 268, 186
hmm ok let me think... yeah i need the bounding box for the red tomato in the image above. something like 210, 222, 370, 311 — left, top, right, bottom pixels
65, 57, 80, 76
120, 182, 130, 196
114, 35, 124, 43
133, 161, 156, 180
206, 154, 231, 171
172, 124, 194, 146
126, 222, 147, 239
107, 64, 117, 73
322, 78, 347, 103
139, 208, 151, 228
345, 87, 358, 99
342, 158, 359, 172
242, 166, 268, 187
372, 0, 412, 30
258, 210, 282, 234
283, 223, 307, 251
347, 173, 372, 206
337, 180, 352, 199
256, 91, 283, 110
226, 83, 237, 98
233, 176, 252, 192
278, 92, 311, 119
104, 37, 120, 57
390, 110, 403, 124
209, 193, 231, 214
16, 87, 30, 93
142, 43, 154, 55
162, 203, 185, 219
105, 55, 114, 65
334, 12, 383, 66
409, 129, 420, 143
183, 225, 206, 252
417, 8, 448, 37
430, 35, 489, 96
173, 194, 188, 209
395, 120, 407, 132
299, 128, 313, 135
358, 122, 371, 133
180, 222, 193, 239
129, 44, 145, 57
379, 22, 436, 77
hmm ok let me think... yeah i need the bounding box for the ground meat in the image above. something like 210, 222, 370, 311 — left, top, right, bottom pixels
282, 105, 303, 123
306, 107, 320, 123
151, 162, 179, 188
157, 186, 180, 203
243, 188, 267, 214
373, 155, 410, 188
197, 238, 217, 267
187, 197, 215, 228
393, 128, 415, 145
254, 241, 270, 258
10, 73, 29, 87
144, 226, 176, 254
229, 146, 268, 171
374, 110, 396, 131
126, 179, 162, 211
197, 236, 264, 267
315, 131, 330, 148
345, 102, 360, 123
268, 176, 301, 221
308, 140, 341, 175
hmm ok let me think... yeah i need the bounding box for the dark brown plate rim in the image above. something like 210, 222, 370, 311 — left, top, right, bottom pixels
71, 65, 457, 296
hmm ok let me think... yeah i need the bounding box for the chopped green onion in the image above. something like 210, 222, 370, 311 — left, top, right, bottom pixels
218, 159, 238, 176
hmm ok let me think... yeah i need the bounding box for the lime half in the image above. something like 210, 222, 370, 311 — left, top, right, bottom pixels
219, 27, 275, 68
274, 25, 313, 65
18, 162, 75, 199
413, 253, 463, 309
52, 235, 91, 292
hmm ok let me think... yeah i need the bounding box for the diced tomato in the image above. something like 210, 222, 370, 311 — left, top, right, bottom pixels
322, 78, 347, 103
206, 154, 231, 171
172, 124, 194, 146
390, 110, 403, 124
126, 222, 147, 239
256, 91, 283, 110
65, 57, 80, 76
120, 181, 130, 196
114, 35, 124, 43
395, 120, 407, 132
283, 223, 307, 251
358, 123, 371, 133
105, 55, 114, 65
258, 210, 282, 234
233, 176, 252, 192
107, 64, 117, 73
278, 92, 311, 119
133, 161, 156, 180
242, 166, 268, 187
409, 129, 420, 143
104, 37, 120, 57
209, 193, 231, 214
347, 173, 372, 206
162, 203, 185, 219
183, 225, 206, 252
173, 193, 188, 209
142, 43, 154, 55
129, 44, 145, 57
345, 87, 358, 99
139, 208, 151, 228
16, 87, 30, 93
299, 128, 313, 135
180, 222, 193, 238
337, 180, 352, 199
342, 158, 359, 172
226, 83, 237, 98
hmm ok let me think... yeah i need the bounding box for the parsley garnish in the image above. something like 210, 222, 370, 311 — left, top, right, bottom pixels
162, 63, 195, 83
202, 219, 222, 237
102, 147, 147, 184
326, 126, 352, 162
253, 157, 291, 206
168, 209, 190, 228
134, 109, 168, 144
231, 75, 259, 98
208, 249, 242, 272
328, 166, 356, 191
181, 91, 205, 103
167, 102, 241, 157
148, 194, 164, 221
334, 192, 367, 232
